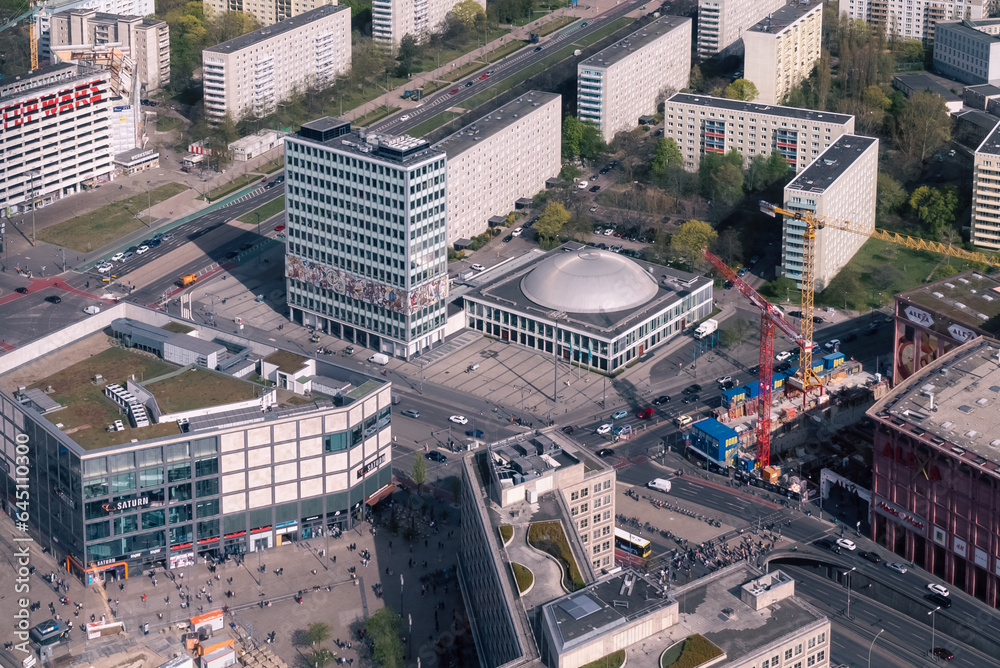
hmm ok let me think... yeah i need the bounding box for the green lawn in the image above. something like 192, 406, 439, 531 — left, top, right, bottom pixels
527, 521, 585, 591
536, 15, 578, 36
513, 10, 549, 26
144, 368, 260, 414
499, 525, 513, 543
408, 111, 463, 137
572, 16, 635, 47
581, 650, 625, 668
354, 106, 399, 127
816, 237, 984, 311
38, 182, 187, 253
156, 116, 184, 132
511, 562, 533, 593
205, 173, 267, 202
238, 196, 285, 224
260, 156, 285, 174
661, 635, 723, 668
410, 28, 511, 75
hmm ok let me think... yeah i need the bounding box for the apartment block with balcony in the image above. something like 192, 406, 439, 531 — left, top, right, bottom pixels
205, 0, 340, 27
201, 5, 350, 121
973, 120, 1000, 251
662, 93, 855, 172
696, 0, 785, 58
934, 19, 1000, 85
433, 91, 561, 243
0, 63, 114, 213
372, 0, 484, 47
46, 9, 170, 93
577, 15, 691, 142
743, 0, 822, 105
843, 0, 983, 42
780, 135, 878, 291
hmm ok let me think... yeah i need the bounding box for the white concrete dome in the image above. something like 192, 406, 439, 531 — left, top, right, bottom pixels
520, 248, 659, 314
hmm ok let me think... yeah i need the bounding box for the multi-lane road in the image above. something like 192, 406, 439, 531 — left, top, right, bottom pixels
371, 0, 652, 136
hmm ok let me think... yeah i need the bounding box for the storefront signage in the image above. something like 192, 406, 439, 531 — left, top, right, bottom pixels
954, 537, 967, 558
303, 515, 321, 522
874, 497, 926, 534
932, 526, 947, 547
357, 454, 386, 479
113, 105, 131, 112
130, 552, 142, 559
96, 558, 116, 566
102, 496, 150, 513
975, 547, 989, 568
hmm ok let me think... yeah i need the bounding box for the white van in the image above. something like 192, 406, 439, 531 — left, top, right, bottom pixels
647, 478, 672, 493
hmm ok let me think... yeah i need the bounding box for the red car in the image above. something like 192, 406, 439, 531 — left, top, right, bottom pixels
637, 407, 654, 420
450, 88, 459, 94
479, 74, 489, 80
274, 225, 285, 232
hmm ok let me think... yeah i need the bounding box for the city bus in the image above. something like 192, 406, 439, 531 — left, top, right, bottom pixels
614, 528, 652, 558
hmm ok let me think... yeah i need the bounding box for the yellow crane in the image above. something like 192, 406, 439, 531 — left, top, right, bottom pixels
759, 200, 1000, 407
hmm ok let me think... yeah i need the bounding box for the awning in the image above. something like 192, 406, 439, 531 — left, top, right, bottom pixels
365, 483, 398, 507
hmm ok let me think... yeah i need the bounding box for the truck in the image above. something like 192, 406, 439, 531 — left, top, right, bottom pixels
368, 353, 390, 365
179, 274, 197, 287
694, 319, 718, 339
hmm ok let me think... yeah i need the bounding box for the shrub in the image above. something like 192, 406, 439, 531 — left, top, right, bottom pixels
581, 650, 626, 668
511, 562, 533, 593
661, 634, 724, 668
527, 521, 585, 591
499, 525, 513, 543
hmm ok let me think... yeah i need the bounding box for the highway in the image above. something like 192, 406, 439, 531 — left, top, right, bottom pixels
370, 0, 652, 136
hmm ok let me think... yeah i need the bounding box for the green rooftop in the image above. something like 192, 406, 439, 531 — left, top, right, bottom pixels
264, 349, 310, 374
143, 367, 261, 414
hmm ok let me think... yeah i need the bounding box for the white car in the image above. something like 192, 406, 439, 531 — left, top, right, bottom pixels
885, 562, 908, 574
603, 228, 614, 236
111, 252, 125, 262
836, 538, 856, 551
471, 263, 486, 272
775, 351, 793, 362
717, 376, 732, 386
927, 583, 949, 597
136, 245, 149, 255
577, 181, 589, 189
825, 339, 841, 350
96, 263, 113, 273
596, 423, 613, 435
449, 415, 468, 425
511, 228, 523, 237
590, 206, 598, 213
400, 114, 410, 121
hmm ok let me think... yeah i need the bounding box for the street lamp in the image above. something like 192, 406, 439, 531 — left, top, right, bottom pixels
841, 566, 856, 620
868, 628, 885, 668
145, 180, 153, 227
928, 606, 941, 656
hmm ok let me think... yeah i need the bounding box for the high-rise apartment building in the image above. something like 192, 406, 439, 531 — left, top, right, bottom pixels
935, 20, 1000, 86
46, 9, 170, 93
743, 0, 822, 105
869, 337, 1000, 609
202, 5, 350, 121
843, 0, 982, 42
577, 16, 691, 142
74, 0, 153, 17
780, 135, 878, 291
973, 120, 1000, 251
372, 0, 485, 47
204, 0, 338, 27
434, 91, 561, 243
662, 93, 855, 172
696, 0, 786, 58
0, 63, 113, 213
284, 118, 450, 359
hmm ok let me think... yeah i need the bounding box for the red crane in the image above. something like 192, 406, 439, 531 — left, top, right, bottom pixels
703, 250, 805, 468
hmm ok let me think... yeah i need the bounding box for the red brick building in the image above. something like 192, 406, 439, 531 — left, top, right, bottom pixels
869, 337, 1000, 608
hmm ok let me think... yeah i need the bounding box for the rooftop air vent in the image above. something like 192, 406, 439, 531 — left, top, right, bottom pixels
932, 292, 944, 298
944, 283, 955, 289
991, 439, 1000, 447
966, 430, 978, 438
941, 421, 954, 429
959, 278, 970, 284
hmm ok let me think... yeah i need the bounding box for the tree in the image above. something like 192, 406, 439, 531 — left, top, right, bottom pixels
893, 90, 951, 166
759, 276, 799, 304
412, 455, 427, 491
815, 48, 832, 110
723, 78, 758, 101
578, 121, 606, 161
689, 64, 704, 92
909, 185, 959, 238
562, 117, 584, 160
305, 622, 332, 648
745, 152, 790, 192
645, 230, 672, 264
536, 202, 571, 241
308, 648, 337, 668
449, 0, 485, 29
720, 318, 754, 348
651, 137, 683, 178
204, 10, 261, 45
711, 228, 743, 266
876, 172, 906, 222
394, 34, 419, 76
366, 608, 404, 668
563, 216, 596, 242
838, 85, 891, 134
670, 220, 717, 269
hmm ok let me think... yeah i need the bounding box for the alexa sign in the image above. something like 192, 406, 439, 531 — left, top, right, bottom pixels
102, 496, 151, 513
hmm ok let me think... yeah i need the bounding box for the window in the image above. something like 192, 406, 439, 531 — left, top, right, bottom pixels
169, 504, 193, 524
85, 479, 108, 499
168, 463, 191, 482
140, 467, 163, 488
817, 651, 825, 662
111, 473, 136, 494
195, 457, 218, 477
114, 514, 138, 535
197, 519, 220, 540
196, 478, 219, 498
169, 483, 192, 502
86, 521, 110, 541
808, 637, 816, 649
785, 649, 793, 660
142, 509, 165, 529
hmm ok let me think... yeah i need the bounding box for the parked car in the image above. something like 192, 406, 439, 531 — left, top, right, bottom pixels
112, 252, 125, 262
577, 181, 589, 190
121, 251, 135, 261
471, 263, 486, 272
653, 395, 671, 405
750, 255, 760, 265
136, 245, 149, 255
561, 425, 575, 434
401, 409, 420, 418
425, 451, 447, 462
859, 551, 882, 564
589, 185, 600, 193
512, 228, 523, 237
449, 415, 468, 425
503, 235, 513, 242
885, 562, 908, 574
775, 351, 793, 362
590, 206, 599, 213
737, 267, 749, 277
611, 410, 627, 420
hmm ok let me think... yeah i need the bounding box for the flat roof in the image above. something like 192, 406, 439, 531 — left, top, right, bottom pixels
897, 270, 1000, 332
465, 243, 712, 340
693, 418, 738, 441
871, 338, 1000, 473
433, 91, 559, 158
291, 126, 443, 167
579, 15, 690, 69
966, 83, 1000, 96
937, 19, 1000, 43
747, 0, 821, 34
204, 4, 349, 53
0, 62, 82, 102
785, 135, 877, 193
958, 109, 1000, 131
543, 570, 674, 651
893, 73, 963, 102
977, 119, 1000, 155
666, 93, 854, 124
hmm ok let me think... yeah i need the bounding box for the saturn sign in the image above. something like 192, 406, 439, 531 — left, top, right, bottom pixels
102, 496, 151, 513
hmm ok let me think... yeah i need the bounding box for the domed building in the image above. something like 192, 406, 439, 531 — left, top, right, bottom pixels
463, 243, 713, 372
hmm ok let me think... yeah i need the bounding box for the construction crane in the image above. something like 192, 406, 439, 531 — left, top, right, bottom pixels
703, 249, 806, 468
760, 200, 1000, 405
0, 0, 94, 71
